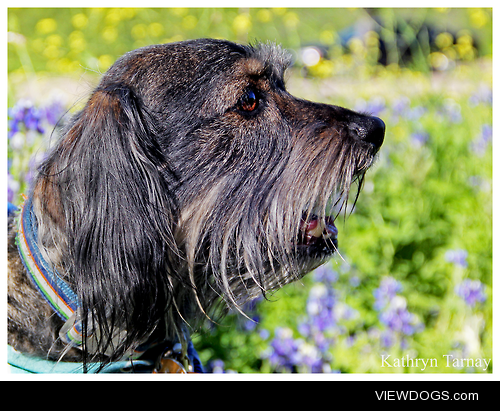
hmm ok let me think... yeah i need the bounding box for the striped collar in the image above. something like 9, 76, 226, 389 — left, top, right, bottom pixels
16, 196, 84, 347
15, 197, 148, 357
12, 198, 204, 373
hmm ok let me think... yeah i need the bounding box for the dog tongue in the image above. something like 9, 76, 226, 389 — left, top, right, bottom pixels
301, 214, 338, 245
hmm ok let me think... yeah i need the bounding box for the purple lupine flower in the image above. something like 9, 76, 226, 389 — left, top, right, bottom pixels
309, 329, 331, 353
8, 100, 45, 138
373, 277, 402, 311
410, 131, 429, 147
469, 84, 492, 106
297, 265, 359, 359
208, 359, 225, 373
313, 265, 338, 284
355, 97, 386, 117
8, 99, 66, 140
349, 275, 360, 288
302, 266, 343, 336
365, 97, 386, 117
470, 124, 492, 156
266, 327, 335, 373
445, 249, 468, 268
373, 277, 423, 349
8, 99, 69, 208
304, 284, 338, 334
238, 296, 262, 332
263, 265, 356, 372
455, 279, 487, 307
439, 99, 462, 123
391, 97, 426, 122
242, 315, 259, 332
406, 105, 426, 121
379, 296, 422, 336
480, 124, 493, 141
380, 330, 395, 348
391, 97, 410, 116
468, 175, 491, 192
259, 329, 270, 340
44, 100, 66, 126
297, 342, 324, 373
24, 106, 45, 134
267, 327, 302, 372
8, 101, 29, 138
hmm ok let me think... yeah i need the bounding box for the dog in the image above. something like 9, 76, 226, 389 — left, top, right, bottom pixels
8, 39, 384, 373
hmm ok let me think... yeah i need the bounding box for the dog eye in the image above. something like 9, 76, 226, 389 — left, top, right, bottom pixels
238, 89, 259, 112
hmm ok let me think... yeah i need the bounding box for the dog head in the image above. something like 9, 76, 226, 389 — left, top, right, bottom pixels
33, 39, 384, 360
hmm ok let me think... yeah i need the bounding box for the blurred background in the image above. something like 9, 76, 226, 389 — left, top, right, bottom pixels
8, 8, 492, 373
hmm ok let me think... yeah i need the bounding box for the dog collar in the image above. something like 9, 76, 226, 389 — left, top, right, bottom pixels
16, 198, 147, 354
15, 196, 84, 346
15, 198, 158, 356
7, 345, 153, 374
7, 340, 204, 373
13, 198, 204, 373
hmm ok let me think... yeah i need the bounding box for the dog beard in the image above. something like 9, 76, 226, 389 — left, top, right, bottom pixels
177, 123, 376, 313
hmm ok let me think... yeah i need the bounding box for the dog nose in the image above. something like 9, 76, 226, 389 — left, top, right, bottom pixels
367, 116, 385, 148
349, 116, 385, 149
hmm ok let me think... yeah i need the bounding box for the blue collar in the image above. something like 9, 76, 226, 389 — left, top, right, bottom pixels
16, 197, 84, 346
7, 345, 154, 374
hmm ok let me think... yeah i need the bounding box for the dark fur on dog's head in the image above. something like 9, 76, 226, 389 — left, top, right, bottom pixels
9, 39, 384, 367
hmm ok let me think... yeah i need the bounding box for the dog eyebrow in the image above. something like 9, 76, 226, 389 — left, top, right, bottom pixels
248, 43, 291, 80
242, 58, 267, 76
240, 58, 287, 92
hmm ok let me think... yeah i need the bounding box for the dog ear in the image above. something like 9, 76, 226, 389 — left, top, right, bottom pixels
39, 84, 179, 362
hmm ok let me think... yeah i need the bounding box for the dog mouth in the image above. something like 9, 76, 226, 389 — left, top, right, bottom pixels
297, 213, 338, 254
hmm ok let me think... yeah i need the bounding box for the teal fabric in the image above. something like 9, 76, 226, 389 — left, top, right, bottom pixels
7, 345, 153, 373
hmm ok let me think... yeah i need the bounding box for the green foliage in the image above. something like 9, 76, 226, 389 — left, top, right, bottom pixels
8, 8, 492, 374
8, 8, 492, 79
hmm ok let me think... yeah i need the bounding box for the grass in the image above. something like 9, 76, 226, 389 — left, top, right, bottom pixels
8, 7, 492, 373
